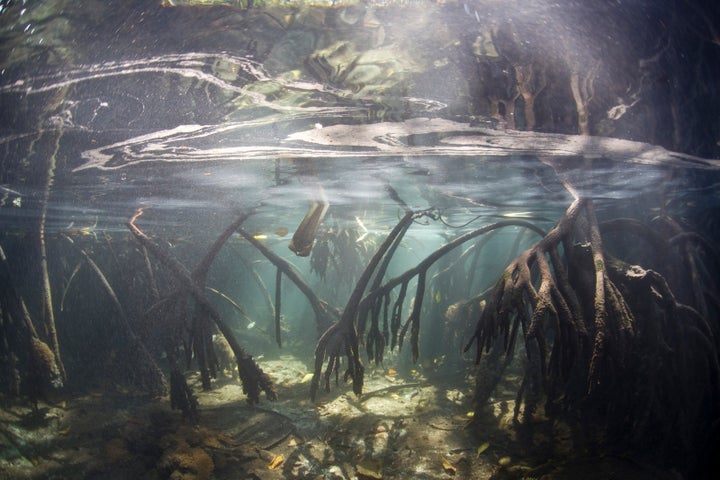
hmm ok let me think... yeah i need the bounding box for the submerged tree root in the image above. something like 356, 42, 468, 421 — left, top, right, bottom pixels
0, 245, 63, 409
128, 209, 276, 409
310, 209, 416, 400
61, 234, 167, 396
465, 196, 720, 473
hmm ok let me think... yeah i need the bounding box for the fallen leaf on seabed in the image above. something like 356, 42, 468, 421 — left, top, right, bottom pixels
441, 456, 456, 474
268, 454, 284, 469
356, 457, 383, 479
498, 456, 512, 467
476, 441, 490, 456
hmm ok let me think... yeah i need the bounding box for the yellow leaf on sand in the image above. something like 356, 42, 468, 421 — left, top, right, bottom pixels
498, 456, 512, 467
441, 456, 456, 474
356, 458, 383, 479
476, 441, 490, 456
268, 454, 284, 469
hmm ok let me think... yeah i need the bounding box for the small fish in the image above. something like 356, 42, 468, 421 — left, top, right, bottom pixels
300, 373, 314, 383
275, 227, 289, 237
387, 368, 397, 375
126, 417, 145, 425
252, 233, 268, 240
247, 321, 256, 329
289, 195, 329, 257
434, 290, 442, 304
58, 427, 71, 436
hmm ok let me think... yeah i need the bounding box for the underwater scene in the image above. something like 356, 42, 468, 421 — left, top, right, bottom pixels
1, 0, 719, 479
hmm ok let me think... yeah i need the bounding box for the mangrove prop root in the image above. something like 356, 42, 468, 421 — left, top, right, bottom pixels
170, 367, 198, 421
275, 268, 282, 347
360, 219, 546, 364
128, 209, 276, 404
237, 227, 337, 332
655, 216, 709, 317
310, 210, 416, 400
464, 197, 626, 420
1, 245, 63, 404
465, 196, 719, 470
607, 258, 720, 461
585, 201, 634, 395
36, 130, 66, 382
62, 235, 166, 396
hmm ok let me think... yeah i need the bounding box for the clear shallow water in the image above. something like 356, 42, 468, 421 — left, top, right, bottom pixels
1, 2, 720, 478
1, 0, 718, 381
0, 0, 717, 336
